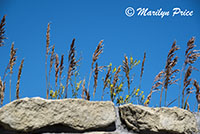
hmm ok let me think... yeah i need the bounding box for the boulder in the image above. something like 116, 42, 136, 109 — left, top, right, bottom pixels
0, 97, 116, 133
119, 104, 197, 134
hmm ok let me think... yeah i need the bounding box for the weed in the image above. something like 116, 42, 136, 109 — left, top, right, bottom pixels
16, 59, 24, 99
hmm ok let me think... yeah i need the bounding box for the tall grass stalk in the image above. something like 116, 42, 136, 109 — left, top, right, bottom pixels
45, 23, 50, 99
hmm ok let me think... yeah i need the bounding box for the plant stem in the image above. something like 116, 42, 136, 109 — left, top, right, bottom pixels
45, 56, 48, 99
159, 86, 164, 107
9, 73, 11, 102
87, 67, 93, 100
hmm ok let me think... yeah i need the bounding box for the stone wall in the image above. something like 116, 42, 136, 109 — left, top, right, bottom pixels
0, 97, 198, 134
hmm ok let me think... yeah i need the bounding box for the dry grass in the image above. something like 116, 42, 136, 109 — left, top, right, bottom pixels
0, 15, 6, 47
194, 80, 200, 111
145, 41, 179, 107
123, 56, 130, 93
101, 65, 111, 100
181, 66, 192, 108
93, 62, 99, 98
139, 52, 146, 89
16, 59, 24, 99
59, 54, 64, 85
0, 78, 5, 106
181, 37, 200, 109
46, 23, 50, 99
49, 45, 55, 76
55, 54, 59, 87
160, 41, 179, 107
81, 78, 90, 100
144, 71, 164, 106
111, 65, 121, 102
81, 78, 86, 99
9, 42, 17, 74
87, 40, 103, 98
65, 38, 79, 98
92, 40, 104, 68
9, 42, 17, 102
184, 37, 200, 66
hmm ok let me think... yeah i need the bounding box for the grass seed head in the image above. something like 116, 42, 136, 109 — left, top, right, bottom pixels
16, 59, 24, 99
0, 15, 6, 47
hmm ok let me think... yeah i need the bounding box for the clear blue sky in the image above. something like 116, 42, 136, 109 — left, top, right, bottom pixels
0, 0, 200, 110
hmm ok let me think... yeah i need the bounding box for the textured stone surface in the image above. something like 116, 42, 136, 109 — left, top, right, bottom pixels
0, 97, 116, 133
119, 104, 197, 134
194, 112, 200, 134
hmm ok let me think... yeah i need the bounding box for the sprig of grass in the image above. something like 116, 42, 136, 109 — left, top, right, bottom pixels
144, 71, 164, 106
93, 62, 99, 98
65, 38, 79, 98
81, 78, 90, 100
110, 65, 121, 102
101, 63, 112, 100
194, 80, 200, 112
9, 42, 17, 102
0, 78, 5, 106
49, 45, 55, 78
181, 37, 200, 109
123, 55, 130, 94
48, 44, 55, 91
16, 59, 24, 99
160, 41, 179, 107
139, 52, 146, 89
59, 54, 64, 86
182, 66, 193, 108
55, 54, 59, 87
87, 40, 103, 99
0, 15, 6, 47
45, 23, 50, 99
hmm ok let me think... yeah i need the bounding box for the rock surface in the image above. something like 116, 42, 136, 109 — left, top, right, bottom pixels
119, 104, 197, 134
0, 97, 198, 134
0, 97, 116, 133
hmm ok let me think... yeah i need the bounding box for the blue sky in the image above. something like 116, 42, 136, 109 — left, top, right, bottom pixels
0, 0, 200, 110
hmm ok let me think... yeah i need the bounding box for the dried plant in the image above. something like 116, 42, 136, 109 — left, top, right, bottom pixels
86, 90, 90, 100
0, 78, 2, 102
144, 90, 153, 106
0, 78, 5, 106
184, 37, 200, 67
9, 42, 17, 74
45, 23, 50, 99
144, 71, 164, 106
16, 59, 24, 99
180, 37, 200, 108
55, 54, 59, 87
123, 56, 130, 93
160, 41, 179, 107
81, 78, 90, 100
93, 62, 99, 98
181, 66, 193, 108
101, 65, 111, 100
111, 65, 121, 102
194, 80, 200, 112
49, 45, 55, 76
81, 78, 86, 99
9, 42, 17, 102
65, 38, 79, 98
139, 52, 146, 89
59, 54, 64, 85
92, 40, 104, 68
87, 40, 103, 97
0, 15, 6, 47
48, 45, 55, 91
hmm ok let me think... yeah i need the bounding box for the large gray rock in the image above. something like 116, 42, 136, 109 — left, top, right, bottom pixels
119, 104, 197, 134
0, 97, 116, 133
